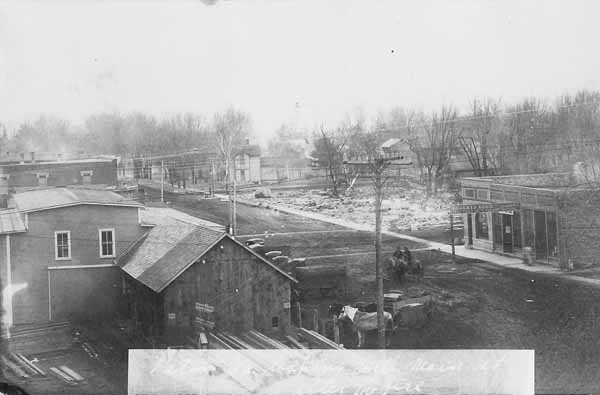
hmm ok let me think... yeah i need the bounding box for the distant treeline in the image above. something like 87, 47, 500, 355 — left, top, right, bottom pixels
1, 90, 600, 194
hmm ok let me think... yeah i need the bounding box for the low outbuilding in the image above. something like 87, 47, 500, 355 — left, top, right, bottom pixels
117, 207, 297, 345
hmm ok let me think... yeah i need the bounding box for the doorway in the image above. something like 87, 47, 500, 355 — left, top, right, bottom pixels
534, 210, 548, 261
502, 214, 513, 253
466, 214, 473, 246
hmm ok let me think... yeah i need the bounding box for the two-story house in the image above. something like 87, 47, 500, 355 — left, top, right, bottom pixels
0, 187, 146, 326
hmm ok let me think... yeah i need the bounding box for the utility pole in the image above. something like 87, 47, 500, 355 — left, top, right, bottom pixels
228, 153, 239, 236
344, 152, 412, 349
160, 160, 164, 203
233, 162, 237, 237
210, 159, 215, 196
450, 214, 456, 262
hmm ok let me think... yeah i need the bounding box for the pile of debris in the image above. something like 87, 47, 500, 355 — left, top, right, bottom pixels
243, 184, 457, 231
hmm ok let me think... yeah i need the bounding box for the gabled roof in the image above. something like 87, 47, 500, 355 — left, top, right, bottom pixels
381, 138, 402, 148
11, 187, 142, 213
238, 144, 261, 157
0, 209, 26, 234
117, 208, 296, 293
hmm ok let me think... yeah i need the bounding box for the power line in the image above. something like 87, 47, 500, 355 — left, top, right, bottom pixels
378, 98, 600, 132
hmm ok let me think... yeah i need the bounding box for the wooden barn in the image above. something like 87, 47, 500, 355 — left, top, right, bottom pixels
116, 207, 297, 345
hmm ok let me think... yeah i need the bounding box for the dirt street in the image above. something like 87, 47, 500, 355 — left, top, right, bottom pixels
164, 191, 600, 394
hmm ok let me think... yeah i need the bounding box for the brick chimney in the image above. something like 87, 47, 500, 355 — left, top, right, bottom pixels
30, 151, 36, 163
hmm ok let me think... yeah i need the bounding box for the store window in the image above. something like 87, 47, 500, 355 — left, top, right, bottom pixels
475, 213, 488, 239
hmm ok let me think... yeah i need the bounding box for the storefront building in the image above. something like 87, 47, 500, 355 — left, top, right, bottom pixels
459, 172, 600, 268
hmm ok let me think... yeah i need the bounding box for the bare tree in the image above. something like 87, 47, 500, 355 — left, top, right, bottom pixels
407, 106, 459, 196
458, 98, 501, 176
312, 123, 356, 196
212, 108, 251, 189
500, 98, 553, 174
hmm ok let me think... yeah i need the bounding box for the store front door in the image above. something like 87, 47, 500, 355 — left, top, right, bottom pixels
466, 213, 473, 246
502, 214, 513, 253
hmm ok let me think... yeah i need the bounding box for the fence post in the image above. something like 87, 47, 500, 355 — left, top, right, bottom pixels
333, 315, 340, 344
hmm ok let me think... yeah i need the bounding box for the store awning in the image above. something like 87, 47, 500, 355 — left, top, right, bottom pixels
451, 202, 520, 214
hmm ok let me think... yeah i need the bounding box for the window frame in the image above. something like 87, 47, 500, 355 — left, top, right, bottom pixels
80, 170, 94, 185
475, 212, 489, 240
99, 228, 116, 258
54, 230, 71, 261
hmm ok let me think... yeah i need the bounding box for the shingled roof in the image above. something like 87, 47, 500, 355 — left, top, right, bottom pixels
0, 209, 26, 234
117, 207, 295, 292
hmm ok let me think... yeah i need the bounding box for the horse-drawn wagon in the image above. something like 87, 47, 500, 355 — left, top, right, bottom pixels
329, 292, 433, 348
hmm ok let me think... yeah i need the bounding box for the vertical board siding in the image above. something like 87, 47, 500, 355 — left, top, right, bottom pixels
157, 237, 291, 341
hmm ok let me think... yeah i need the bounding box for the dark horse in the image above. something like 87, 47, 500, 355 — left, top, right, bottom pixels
388, 247, 424, 283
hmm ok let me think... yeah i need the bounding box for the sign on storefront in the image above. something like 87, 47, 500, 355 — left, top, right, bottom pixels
451, 202, 520, 214
195, 302, 215, 313
194, 317, 215, 330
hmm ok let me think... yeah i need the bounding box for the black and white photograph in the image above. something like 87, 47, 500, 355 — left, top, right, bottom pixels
0, 1, 598, 394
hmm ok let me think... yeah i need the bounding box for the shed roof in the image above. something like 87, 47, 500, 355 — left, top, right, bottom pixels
139, 206, 225, 232
11, 187, 142, 212
117, 208, 295, 292
0, 209, 26, 234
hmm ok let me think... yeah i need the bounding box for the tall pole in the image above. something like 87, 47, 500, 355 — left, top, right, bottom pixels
211, 159, 215, 196
450, 214, 456, 262
374, 164, 385, 349
233, 162, 237, 237
228, 164, 233, 235
345, 152, 412, 349
160, 160, 164, 203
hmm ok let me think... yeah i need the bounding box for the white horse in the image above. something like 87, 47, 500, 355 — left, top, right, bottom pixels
338, 305, 393, 348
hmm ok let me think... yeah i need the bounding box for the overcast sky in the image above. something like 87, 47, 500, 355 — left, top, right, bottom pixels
1, 0, 599, 144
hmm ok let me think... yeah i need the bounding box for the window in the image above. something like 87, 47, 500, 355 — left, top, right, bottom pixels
463, 188, 475, 198
271, 316, 279, 328
99, 229, 115, 258
80, 170, 93, 185
475, 213, 488, 239
476, 189, 490, 201
55, 231, 71, 260
36, 173, 48, 186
